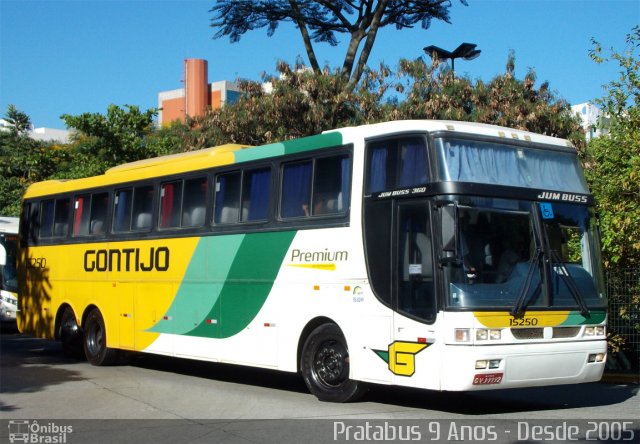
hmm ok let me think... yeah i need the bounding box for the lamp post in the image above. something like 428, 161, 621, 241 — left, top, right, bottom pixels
423, 42, 481, 75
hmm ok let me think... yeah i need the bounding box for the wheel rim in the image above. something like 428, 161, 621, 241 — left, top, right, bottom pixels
313, 339, 349, 387
86, 317, 103, 356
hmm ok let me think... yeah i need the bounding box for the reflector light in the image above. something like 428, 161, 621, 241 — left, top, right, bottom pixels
417, 337, 427, 343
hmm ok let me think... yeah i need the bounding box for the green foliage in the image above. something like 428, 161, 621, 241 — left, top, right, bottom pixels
0, 106, 68, 216
584, 26, 640, 268
3, 104, 32, 137
61, 104, 157, 169
394, 54, 584, 146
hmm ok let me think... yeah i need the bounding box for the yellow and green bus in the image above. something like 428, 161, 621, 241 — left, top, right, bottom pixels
18, 120, 607, 402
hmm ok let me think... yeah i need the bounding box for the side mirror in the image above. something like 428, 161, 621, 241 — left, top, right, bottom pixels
440, 204, 458, 264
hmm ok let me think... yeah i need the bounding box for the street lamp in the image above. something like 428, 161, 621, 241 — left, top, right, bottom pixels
423, 42, 481, 75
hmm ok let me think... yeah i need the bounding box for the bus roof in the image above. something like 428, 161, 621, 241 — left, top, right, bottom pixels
327, 120, 574, 149
23, 120, 574, 199
0, 217, 19, 234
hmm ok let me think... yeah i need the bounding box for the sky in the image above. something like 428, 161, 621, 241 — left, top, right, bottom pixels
0, 0, 638, 130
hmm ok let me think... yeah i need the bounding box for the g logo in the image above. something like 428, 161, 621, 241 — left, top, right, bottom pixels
373, 341, 429, 376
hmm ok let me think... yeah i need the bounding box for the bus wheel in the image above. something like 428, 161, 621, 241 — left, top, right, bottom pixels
58, 307, 84, 359
301, 323, 367, 402
83, 308, 118, 366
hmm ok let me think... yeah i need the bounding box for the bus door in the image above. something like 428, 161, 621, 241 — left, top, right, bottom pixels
391, 200, 440, 386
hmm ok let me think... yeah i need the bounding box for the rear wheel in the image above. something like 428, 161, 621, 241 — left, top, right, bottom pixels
58, 306, 84, 359
300, 323, 367, 402
83, 308, 119, 366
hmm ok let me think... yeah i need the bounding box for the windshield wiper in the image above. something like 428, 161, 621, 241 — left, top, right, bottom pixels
511, 204, 545, 317
549, 250, 591, 317
511, 247, 542, 316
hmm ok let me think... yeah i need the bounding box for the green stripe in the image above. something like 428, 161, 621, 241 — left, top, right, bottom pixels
148, 235, 245, 335
233, 132, 343, 163
150, 231, 296, 338
562, 309, 607, 325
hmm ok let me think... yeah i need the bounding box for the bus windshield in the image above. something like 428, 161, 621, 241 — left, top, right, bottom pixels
444, 197, 606, 310
435, 137, 590, 193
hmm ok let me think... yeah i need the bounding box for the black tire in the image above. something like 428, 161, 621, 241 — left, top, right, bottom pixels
83, 308, 119, 366
300, 323, 367, 402
58, 307, 84, 359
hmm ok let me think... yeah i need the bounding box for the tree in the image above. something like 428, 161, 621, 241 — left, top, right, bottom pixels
210, 0, 466, 87
3, 104, 32, 137
61, 104, 157, 170
0, 106, 66, 216
584, 26, 640, 268
394, 52, 584, 145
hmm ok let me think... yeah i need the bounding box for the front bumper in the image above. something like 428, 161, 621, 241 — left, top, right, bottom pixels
440, 340, 607, 391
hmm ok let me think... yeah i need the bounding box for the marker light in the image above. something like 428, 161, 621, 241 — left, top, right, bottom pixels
584, 327, 595, 336
475, 360, 488, 369
455, 329, 470, 342
595, 326, 606, 336
489, 329, 502, 340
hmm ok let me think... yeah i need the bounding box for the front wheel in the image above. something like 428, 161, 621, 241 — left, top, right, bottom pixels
300, 323, 367, 402
83, 308, 119, 366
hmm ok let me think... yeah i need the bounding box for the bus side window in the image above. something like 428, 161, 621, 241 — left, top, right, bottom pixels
214, 171, 241, 224
53, 199, 70, 237
132, 185, 153, 231
159, 181, 183, 229
313, 155, 350, 216
73, 194, 90, 236
366, 137, 428, 194
39, 199, 55, 238
182, 177, 207, 227
242, 167, 271, 222
113, 188, 133, 232
89, 192, 108, 235
281, 161, 312, 218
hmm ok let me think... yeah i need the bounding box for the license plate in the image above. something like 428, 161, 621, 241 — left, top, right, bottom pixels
473, 373, 503, 385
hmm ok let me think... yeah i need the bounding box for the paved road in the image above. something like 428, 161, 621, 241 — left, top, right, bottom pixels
1, 326, 638, 443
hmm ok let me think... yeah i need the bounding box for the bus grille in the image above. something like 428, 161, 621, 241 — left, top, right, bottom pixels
511, 328, 543, 339
552, 327, 581, 338
510, 327, 582, 340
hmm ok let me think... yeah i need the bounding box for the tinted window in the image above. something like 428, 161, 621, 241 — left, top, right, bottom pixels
280, 154, 350, 218
242, 168, 271, 221
73, 192, 108, 236
366, 137, 428, 194
182, 177, 207, 227
214, 172, 241, 224
159, 181, 182, 229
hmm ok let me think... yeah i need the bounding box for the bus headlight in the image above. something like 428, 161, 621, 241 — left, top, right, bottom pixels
455, 329, 470, 342
585, 326, 606, 337
475, 328, 502, 341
